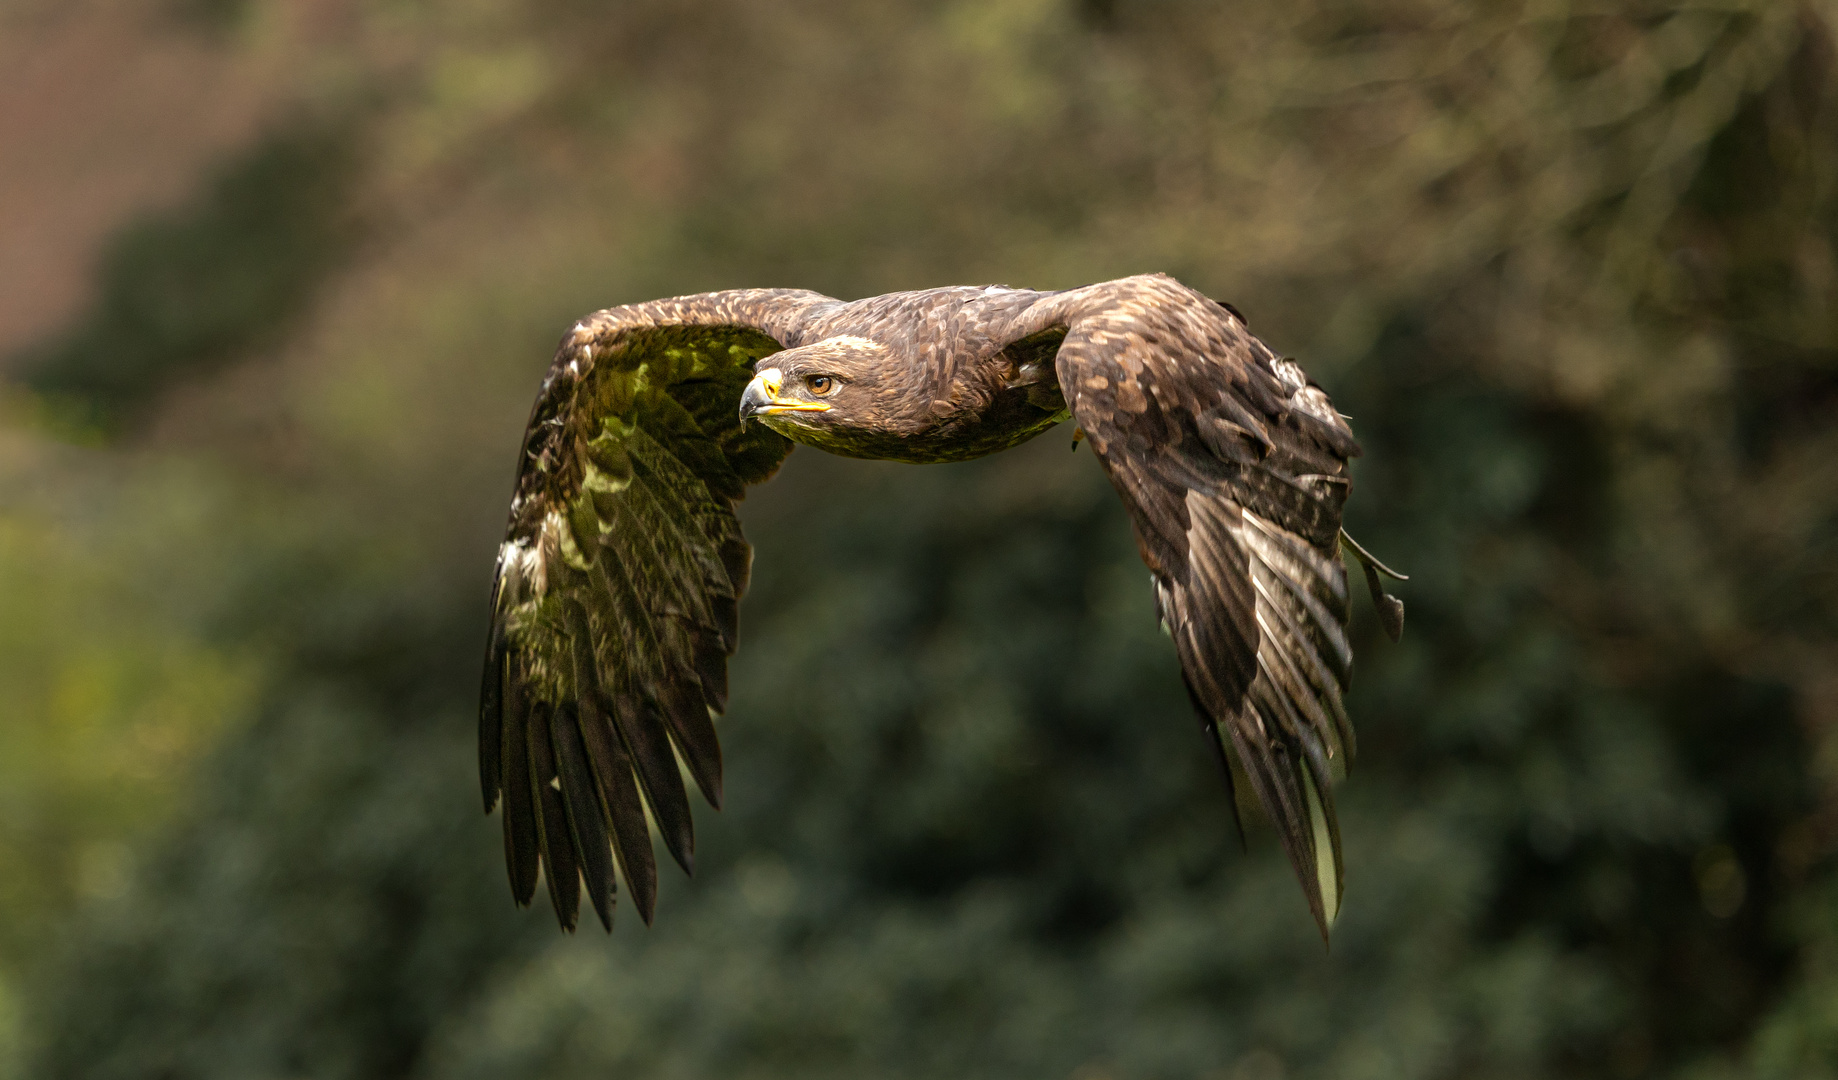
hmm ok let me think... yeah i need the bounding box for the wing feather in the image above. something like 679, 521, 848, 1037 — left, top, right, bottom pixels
527, 702, 581, 931
587, 500, 701, 876
482, 289, 834, 929
552, 699, 618, 932
590, 471, 723, 815
499, 655, 541, 906
478, 614, 506, 812
567, 601, 661, 924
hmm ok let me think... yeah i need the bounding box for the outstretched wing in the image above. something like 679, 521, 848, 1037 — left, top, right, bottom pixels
1004, 274, 1366, 939
481, 289, 837, 931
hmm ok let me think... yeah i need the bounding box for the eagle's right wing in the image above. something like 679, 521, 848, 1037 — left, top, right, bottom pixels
481, 289, 836, 932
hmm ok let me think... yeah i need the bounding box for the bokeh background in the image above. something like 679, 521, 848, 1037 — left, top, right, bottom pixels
3, 0, 1836, 1077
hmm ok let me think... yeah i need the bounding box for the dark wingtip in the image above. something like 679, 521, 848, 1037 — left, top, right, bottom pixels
506, 834, 538, 912
553, 694, 620, 937
479, 632, 506, 815
650, 772, 697, 879
501, 668, 541, 907
633, 876, 657, 927
659, 679, 725, 814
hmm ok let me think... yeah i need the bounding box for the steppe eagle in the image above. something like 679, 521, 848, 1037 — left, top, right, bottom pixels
479, 274, 1404, 940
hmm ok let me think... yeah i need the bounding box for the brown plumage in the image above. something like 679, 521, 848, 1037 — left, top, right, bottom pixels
480, 273, 1403, 940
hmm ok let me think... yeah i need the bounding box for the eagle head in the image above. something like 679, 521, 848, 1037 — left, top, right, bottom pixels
738, 336, 914, 443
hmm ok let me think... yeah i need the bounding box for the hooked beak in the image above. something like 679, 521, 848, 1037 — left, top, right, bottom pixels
739, 367, 831, 421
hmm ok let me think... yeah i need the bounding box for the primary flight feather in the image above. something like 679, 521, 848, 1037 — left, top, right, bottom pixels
480, 273, 1403, 939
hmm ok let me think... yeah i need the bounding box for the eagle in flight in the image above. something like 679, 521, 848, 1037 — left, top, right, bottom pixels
479, 274, 1404, 940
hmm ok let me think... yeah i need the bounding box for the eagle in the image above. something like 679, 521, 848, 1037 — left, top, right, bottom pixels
479, 273, 1404, 941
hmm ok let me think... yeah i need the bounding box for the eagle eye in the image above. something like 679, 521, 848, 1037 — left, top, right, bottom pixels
806, 375, 837, 396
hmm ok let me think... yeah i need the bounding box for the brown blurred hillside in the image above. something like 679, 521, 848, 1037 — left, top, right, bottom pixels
0, 0, 295, 353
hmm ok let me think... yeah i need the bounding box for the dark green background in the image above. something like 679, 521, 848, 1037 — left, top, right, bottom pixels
5, 2, 1836, 1077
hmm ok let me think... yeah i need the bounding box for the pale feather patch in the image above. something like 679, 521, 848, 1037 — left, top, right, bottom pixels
1292, 385, 1343, 429
1303, 767, 1340, 927
545, 507, 591, 572
497, 537, 547, 601
816, 335, 886, 353
1270, 358, 1308, 391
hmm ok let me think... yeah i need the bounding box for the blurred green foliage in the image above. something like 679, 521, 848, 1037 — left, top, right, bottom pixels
4, 1, 1837, 1078
0, 419, 262, 1076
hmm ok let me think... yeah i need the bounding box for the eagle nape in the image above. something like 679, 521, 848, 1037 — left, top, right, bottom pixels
480, 274, 1404, 941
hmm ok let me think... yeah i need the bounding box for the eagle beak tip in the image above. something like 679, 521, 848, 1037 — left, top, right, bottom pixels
739, 370, 779, 422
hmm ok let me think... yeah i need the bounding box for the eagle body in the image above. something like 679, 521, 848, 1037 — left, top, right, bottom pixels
736, 284, 1073, 463
481, 274, 1402, 939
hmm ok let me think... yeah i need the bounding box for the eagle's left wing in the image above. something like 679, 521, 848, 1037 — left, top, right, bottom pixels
483, 289, 835, 932
1001, 275, 1372, 939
